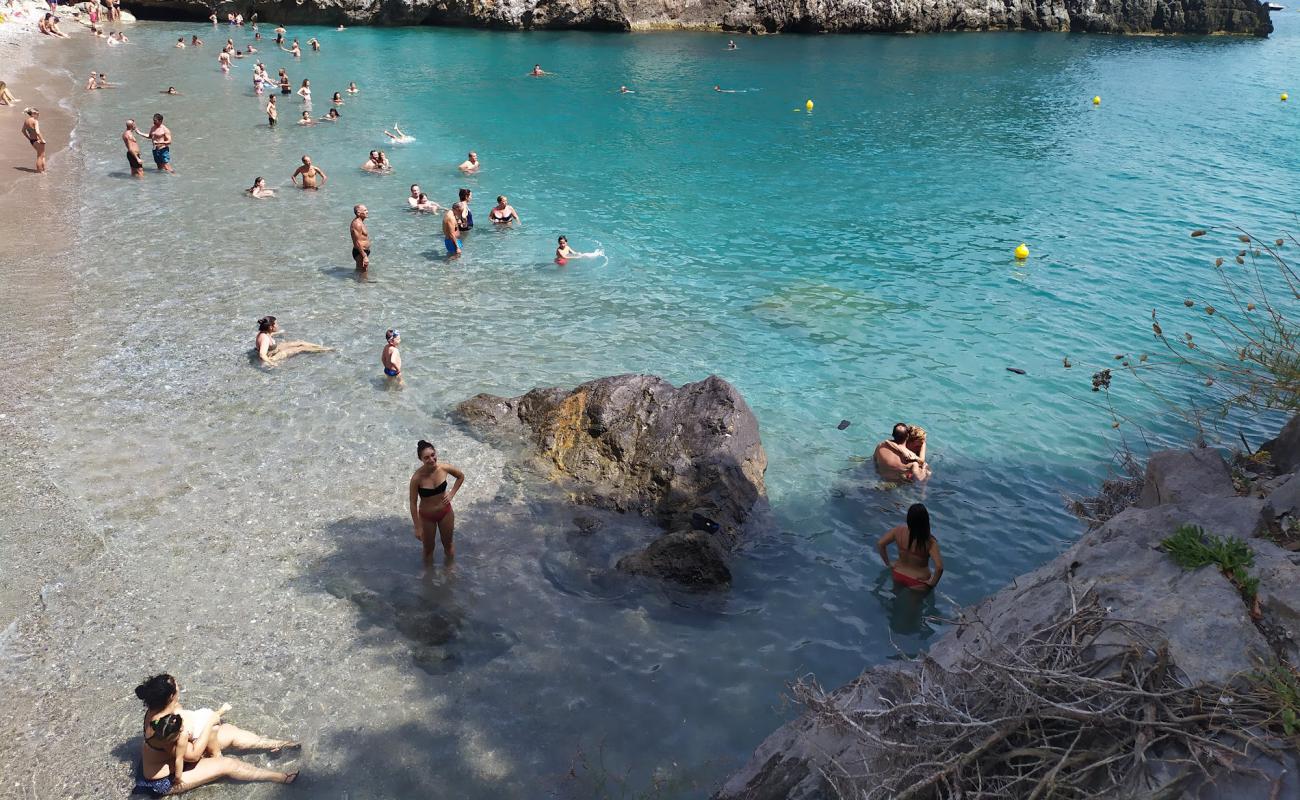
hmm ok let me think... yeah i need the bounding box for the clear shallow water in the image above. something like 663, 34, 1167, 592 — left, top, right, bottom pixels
4, 19, 1300, 798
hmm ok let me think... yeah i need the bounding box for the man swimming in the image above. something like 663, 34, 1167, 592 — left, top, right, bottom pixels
291, 154, 326, 189
442, 209, 461, 257
350, 204, 370, 271
873, 422, 931, 483
148, 113, 174, 173
381, 329, 401, 378
122, 119, 143, 178
458, 151, 479, 173
488, 195, 518, 224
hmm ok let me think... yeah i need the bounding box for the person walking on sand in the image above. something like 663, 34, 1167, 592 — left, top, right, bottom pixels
291, 154, 326, 189
134, 673, 299, 796
122, 118, 143, 178
442, 207, 461, 257
21, 108, 46, 173
381, 329, 401, 378
350, 204, 370, 270
408, 440, 465, 568
876, 503, 944, 591
148, 113, 173, 173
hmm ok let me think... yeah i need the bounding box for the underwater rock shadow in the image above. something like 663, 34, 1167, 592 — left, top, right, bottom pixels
304, 515, 519, 677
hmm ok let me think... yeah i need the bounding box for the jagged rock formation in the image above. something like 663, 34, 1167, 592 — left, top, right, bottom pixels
454, 374, 767, 587
121, 0, 1272, 35
717, 427, 1300, 799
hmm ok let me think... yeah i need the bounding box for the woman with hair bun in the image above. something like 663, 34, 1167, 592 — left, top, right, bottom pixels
134, 673, 299, 795
408, 440, 465, 567
254, 315, 331, 365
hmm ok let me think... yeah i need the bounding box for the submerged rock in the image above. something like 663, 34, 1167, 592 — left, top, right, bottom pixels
455, 374, 767, 587
718, 432, 1300, 799
124, 0, 1272, 35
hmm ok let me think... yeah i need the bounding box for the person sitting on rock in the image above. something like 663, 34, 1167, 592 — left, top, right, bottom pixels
873, 422, 931, 483
876, 503, 943, 591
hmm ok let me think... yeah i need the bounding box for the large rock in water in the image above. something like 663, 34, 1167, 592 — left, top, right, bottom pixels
455, 374, 767, 586
717, 444, 1299, 799
122, 0, 1271, 35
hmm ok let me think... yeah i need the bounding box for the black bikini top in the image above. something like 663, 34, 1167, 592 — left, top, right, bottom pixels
418, 480, 447, 498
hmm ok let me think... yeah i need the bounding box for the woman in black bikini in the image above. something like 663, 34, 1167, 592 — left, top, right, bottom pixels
21, 108, 45, 173
408, 440, 465, 567
134, 673, 298, 796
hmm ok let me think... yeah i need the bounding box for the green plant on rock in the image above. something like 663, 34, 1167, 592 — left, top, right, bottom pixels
1161, 524, 1259, 603
1254, 663, 1300, 737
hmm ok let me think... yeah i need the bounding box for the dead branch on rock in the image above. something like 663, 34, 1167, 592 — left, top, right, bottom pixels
793, 589, 1289, 799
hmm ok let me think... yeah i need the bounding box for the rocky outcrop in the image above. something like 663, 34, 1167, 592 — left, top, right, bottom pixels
455, 374, 767, 586
122, 0, 1272, 35
718, 434, 1300, 799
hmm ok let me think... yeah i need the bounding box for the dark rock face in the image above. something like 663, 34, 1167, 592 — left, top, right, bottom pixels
123, 0, 1272, 35
455, 374, 767, 587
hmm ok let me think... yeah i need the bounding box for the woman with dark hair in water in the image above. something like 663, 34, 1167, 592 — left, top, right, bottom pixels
408, 440, 465, 567
876, 503, 944, 591
254, 315, 331, 364
134, 673, 298, 796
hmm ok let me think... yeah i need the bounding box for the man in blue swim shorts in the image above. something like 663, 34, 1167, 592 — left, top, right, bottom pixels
148, 113, 174, 173
441, 208, 461, 256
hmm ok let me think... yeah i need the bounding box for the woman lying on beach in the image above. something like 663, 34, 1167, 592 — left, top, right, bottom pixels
0, 82, 20, 106
245, 176, 274, 198
255, 315, 331, 364
134, 673, 298, 796
409, 440, 465, 567
876, 503, 944, 591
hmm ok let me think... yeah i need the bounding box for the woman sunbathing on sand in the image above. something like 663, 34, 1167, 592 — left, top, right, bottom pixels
255, 316, 331, 364
134, 673, 299, 797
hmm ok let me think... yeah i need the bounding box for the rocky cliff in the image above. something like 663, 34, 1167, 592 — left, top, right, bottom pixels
717, 426, 1300, 799
122, 0, 1272, 35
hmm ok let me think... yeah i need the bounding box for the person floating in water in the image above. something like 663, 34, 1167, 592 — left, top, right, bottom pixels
321, 108, 340, 122
409, 440, 465, 567
619, 85, 633, 94
350, 204, 370, 271
488, 195, 518, 225
727, 39, 737, 50
291, 154, 326, 189
381, 329, 401, 378
458, 150, 479, 173
873, 422, 931, 483
245, 176, 274, 198
134, 673, 299, 796
876, 503, 943, 591
254, 316, 331, 365
529, 64, 546, 77
714, 85, 737, 93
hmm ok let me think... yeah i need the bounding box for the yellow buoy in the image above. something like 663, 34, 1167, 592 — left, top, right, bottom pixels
1283, 92, 1290, 102
806, 99, 814, 111
1014, 243, 1030, 260
1092, 95, 1101, 106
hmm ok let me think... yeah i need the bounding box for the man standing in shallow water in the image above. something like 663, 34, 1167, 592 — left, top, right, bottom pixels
147, 113, 173, 173
291, 154, 326, 189
350, 204, 370, 271
122, 118, 143, 178
442, 208, 461, 257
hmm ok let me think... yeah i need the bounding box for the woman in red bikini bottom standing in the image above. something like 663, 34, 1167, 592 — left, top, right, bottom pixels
408, 440, 465, 567
876, 503, 943, 591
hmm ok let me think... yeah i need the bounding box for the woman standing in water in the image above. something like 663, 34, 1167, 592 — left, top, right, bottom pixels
876, 503, 944, 591
408, 440, 464, 567
134, 673, 298, 796
254, 315, 331, 365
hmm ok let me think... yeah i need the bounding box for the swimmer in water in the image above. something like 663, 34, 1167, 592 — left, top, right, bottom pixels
278, 69, 290, 94
383, 124, 412, 142
175, 36, 185, 48
619, 85, 633, 94
321, 108, 340, 121
246, 176, 274, 198
442, 209, 462, 256
297, 110, 316, 126
554, 235, 601, 263
529, 64, 547, 77
876, 503, 944, 591
297, 79, 311, 106
714, 85, 737, 93
361, 150, 383, 172
265, 95, 277, 126
454, 188, 473, 230
408, 440, 465, 567
308, 37, 319, 52
331, 92, 343, 105
122, 119, 144, 178
254, 316, 331, 365
381, 329, 401, 378
350, 204, 370, 271
407, 184, 422, 208
291, 155, 326, 189
727, 39, 737, 49
458, 151, 479, 173
347, 81, 358, 94
414, 192, 440, 213
488, 195, 519, 225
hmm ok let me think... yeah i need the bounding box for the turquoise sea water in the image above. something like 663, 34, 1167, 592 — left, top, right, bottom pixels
5, 18, 1300, 797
